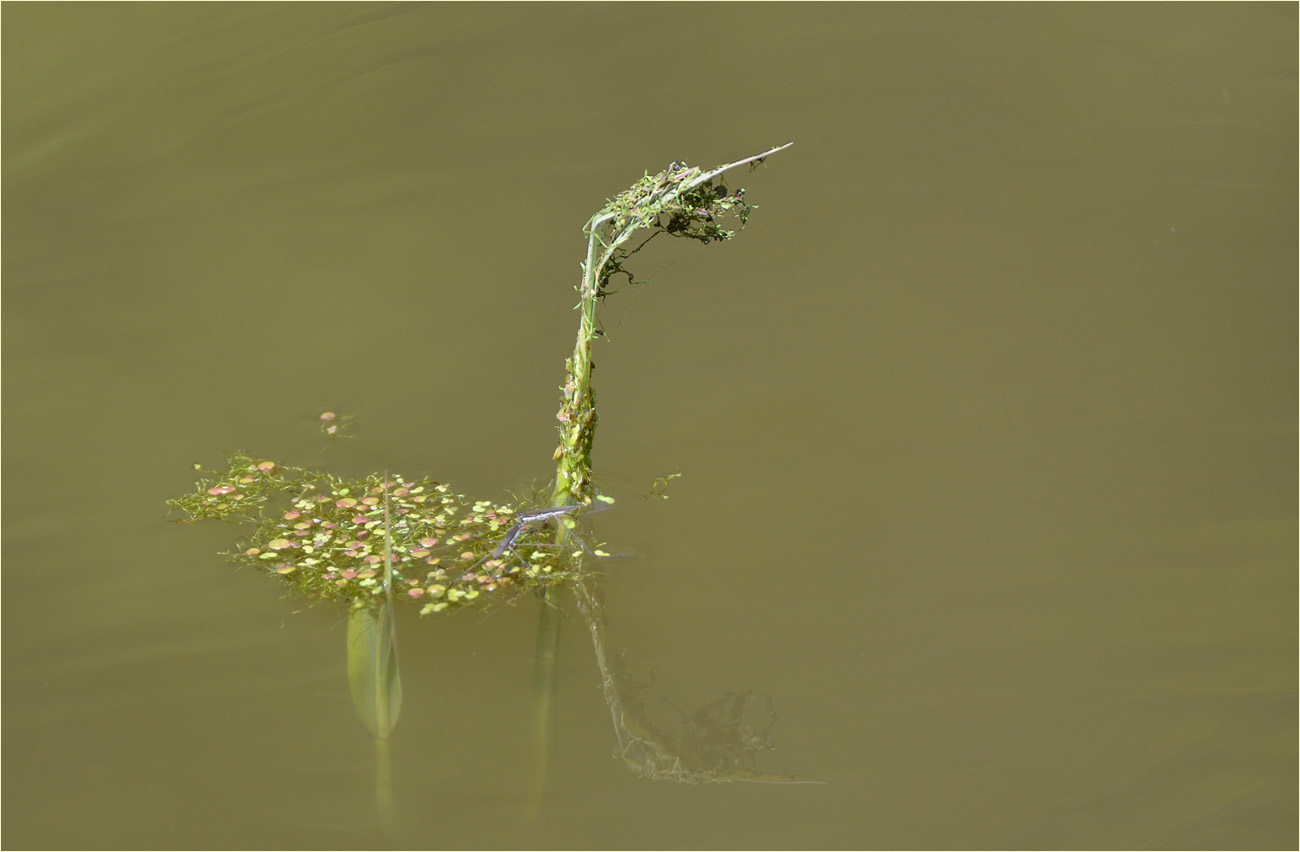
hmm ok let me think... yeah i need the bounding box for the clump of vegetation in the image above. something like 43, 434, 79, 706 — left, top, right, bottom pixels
552, 143, 791, 506
169, 145, 802, 796
168, 452, 606, 615
170, 143, 792, 614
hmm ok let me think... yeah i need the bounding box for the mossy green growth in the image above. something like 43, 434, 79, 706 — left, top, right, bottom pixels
552, 142, 793, 506
168, 453, 599, 615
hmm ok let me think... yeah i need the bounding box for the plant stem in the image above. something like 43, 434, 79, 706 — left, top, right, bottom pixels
550, 142, 792, 507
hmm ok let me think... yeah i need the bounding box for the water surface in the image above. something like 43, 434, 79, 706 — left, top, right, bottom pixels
3, 4, 1295, 848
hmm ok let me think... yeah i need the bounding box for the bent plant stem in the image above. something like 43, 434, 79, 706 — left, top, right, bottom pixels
525, 143, 791, 802
550, 142, 793, 507
168, 145, 790, 620
521, 144, 792, 803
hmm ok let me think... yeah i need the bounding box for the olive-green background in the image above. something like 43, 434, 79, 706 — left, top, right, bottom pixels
4, 4, 1295, 849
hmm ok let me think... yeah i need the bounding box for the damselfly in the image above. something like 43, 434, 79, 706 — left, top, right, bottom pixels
447, 499, 610, 585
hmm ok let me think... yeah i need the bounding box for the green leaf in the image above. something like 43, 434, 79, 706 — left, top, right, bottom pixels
347, 600, 402, 739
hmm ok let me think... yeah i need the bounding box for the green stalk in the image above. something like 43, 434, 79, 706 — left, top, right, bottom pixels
524, 143, 790, 815
550, 142, 792, 506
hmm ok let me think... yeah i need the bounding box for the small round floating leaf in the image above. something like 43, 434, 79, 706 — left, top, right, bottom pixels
267, 539, 294, 550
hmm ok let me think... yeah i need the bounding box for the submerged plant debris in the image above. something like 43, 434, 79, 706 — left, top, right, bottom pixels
168, 453, 606, 615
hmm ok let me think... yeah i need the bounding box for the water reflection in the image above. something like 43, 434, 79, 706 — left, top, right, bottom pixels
173, 456, 821, 832
282, 548, 819, 810
571, 573, 822, 785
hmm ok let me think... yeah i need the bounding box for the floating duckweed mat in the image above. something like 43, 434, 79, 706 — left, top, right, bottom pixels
168, 453, 605, 614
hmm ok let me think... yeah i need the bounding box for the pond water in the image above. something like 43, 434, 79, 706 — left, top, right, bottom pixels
3, 4, 1295, 849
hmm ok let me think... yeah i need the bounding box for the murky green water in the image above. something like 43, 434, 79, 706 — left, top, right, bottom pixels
4, 4, 1295, 848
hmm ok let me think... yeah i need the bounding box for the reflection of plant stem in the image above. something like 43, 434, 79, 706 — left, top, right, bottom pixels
571, 573, 679, 777
347, 480, 403, 832
524, 588, 563, 824
375, 735, 395, 836
348, 600, 403, 830
572, 573, 819, 784
347, 604, 402, 737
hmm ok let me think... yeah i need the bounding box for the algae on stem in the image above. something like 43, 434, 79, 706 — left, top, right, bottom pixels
551, 143, 793, 507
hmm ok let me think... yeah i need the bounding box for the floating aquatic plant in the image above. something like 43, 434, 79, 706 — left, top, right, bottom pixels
171, 143, 791, 615
168, 143, 799, 795
168, 452, 607, 615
